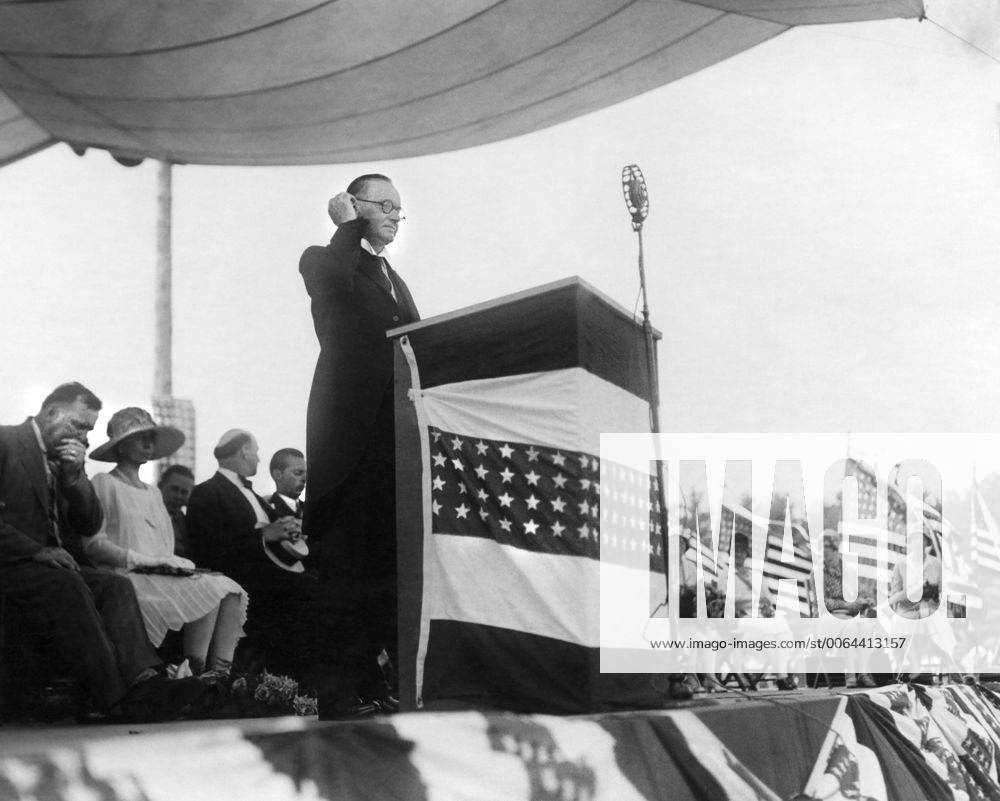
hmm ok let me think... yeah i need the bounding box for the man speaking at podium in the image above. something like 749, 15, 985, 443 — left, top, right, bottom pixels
299, 174, 420, 716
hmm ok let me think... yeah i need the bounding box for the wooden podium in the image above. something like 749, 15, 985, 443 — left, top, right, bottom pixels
389, 277, 663, 713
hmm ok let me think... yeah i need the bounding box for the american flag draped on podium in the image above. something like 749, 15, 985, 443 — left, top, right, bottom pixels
390, 279, 706, 712
392, 281, 669, 712
430, 431, 667, 572
429, 430, 603, 561
400, 362, 657, 712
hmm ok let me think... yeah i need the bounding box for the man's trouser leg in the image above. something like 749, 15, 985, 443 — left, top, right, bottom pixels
81, 568, 160, 687
316, 387, 399, 707
0, 563, 156, 711
318, 463, 397, 700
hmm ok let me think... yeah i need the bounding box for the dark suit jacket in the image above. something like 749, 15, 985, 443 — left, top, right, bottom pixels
185, 472, 277, 585
268, 493, 301, 520
0, 419, 101, 567
299, 218, 420, 524
268, 492, 321, 570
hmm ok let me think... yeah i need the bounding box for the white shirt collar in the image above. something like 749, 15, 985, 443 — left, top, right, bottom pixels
28, 418, 54, 480
28, 417, 46, 457
360, 238, 389, 261
277, 493, 300, 510
218, 467, 245, 488
218, 468, 271, 527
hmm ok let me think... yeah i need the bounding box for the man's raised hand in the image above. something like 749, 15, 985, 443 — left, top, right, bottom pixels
53, 437, 87, 484
328, 192, 357, 226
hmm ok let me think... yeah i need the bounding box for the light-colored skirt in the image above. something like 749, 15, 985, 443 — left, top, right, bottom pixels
122, 570, 249, 647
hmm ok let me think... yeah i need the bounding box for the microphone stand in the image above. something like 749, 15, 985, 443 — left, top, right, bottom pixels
630, 215, 665, 567
630, 213, 690, 698
633, 220, 660, 432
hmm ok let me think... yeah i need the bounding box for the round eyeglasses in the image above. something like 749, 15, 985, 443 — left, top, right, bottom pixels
355, 197, 404, 216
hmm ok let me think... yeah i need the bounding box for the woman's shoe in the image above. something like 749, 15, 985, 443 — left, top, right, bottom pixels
198, 669, 231, 686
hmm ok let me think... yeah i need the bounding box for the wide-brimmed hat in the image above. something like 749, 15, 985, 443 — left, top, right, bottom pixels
90, 407, 185, 462
263, 536, 309, 573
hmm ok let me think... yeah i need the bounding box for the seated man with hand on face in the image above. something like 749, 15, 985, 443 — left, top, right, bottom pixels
0, 382, 205, 721
185, 430, 323, 685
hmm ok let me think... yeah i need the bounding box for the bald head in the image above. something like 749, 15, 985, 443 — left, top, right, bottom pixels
214, 429, 260, 478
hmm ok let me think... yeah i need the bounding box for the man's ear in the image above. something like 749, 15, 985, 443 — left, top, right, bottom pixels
356, 208, 374, 232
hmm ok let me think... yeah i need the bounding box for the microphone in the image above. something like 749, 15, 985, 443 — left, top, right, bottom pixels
621, 164, 649, 230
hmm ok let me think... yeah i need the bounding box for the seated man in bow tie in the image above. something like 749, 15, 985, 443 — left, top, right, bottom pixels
268, 447, 318, 573
268, 448, 306, 520
185, 430, 322, 684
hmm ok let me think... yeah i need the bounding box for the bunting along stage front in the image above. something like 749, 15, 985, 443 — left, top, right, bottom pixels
389, 278, 665, 713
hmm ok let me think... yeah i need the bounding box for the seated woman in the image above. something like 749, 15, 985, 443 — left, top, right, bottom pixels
84, 407, 248, 681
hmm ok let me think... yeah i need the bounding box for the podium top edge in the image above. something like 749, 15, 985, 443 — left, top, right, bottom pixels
387, 275, 661, 339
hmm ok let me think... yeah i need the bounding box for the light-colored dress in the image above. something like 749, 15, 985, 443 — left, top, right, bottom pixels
86, 471, 248, 646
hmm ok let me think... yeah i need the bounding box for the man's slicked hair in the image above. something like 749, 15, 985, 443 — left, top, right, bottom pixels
40, 382, 102, 413
158, 464, 194, 486
269, 447, 304, 474
346, 173, 392, 197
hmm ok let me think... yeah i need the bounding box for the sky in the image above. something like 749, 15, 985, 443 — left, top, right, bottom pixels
2, 2, 1000, 497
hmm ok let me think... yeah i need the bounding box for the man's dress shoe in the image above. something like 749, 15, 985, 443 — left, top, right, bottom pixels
323, 696, 380, 720
117, 675, 206, 722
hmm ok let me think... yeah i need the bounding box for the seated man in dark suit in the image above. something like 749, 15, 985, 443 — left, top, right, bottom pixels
185, 430, 323, 687
158, 463, 195, 559
268, 448, 319, 572
0, 382, 204, 720
268, 448, 306, 519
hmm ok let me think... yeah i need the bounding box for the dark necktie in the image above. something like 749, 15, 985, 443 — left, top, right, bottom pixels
240, 476, 252, 490
373, 257, 394, 296
45, 459, 62, 546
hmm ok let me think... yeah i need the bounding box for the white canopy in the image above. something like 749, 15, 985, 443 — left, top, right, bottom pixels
0, 0, 922, 167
